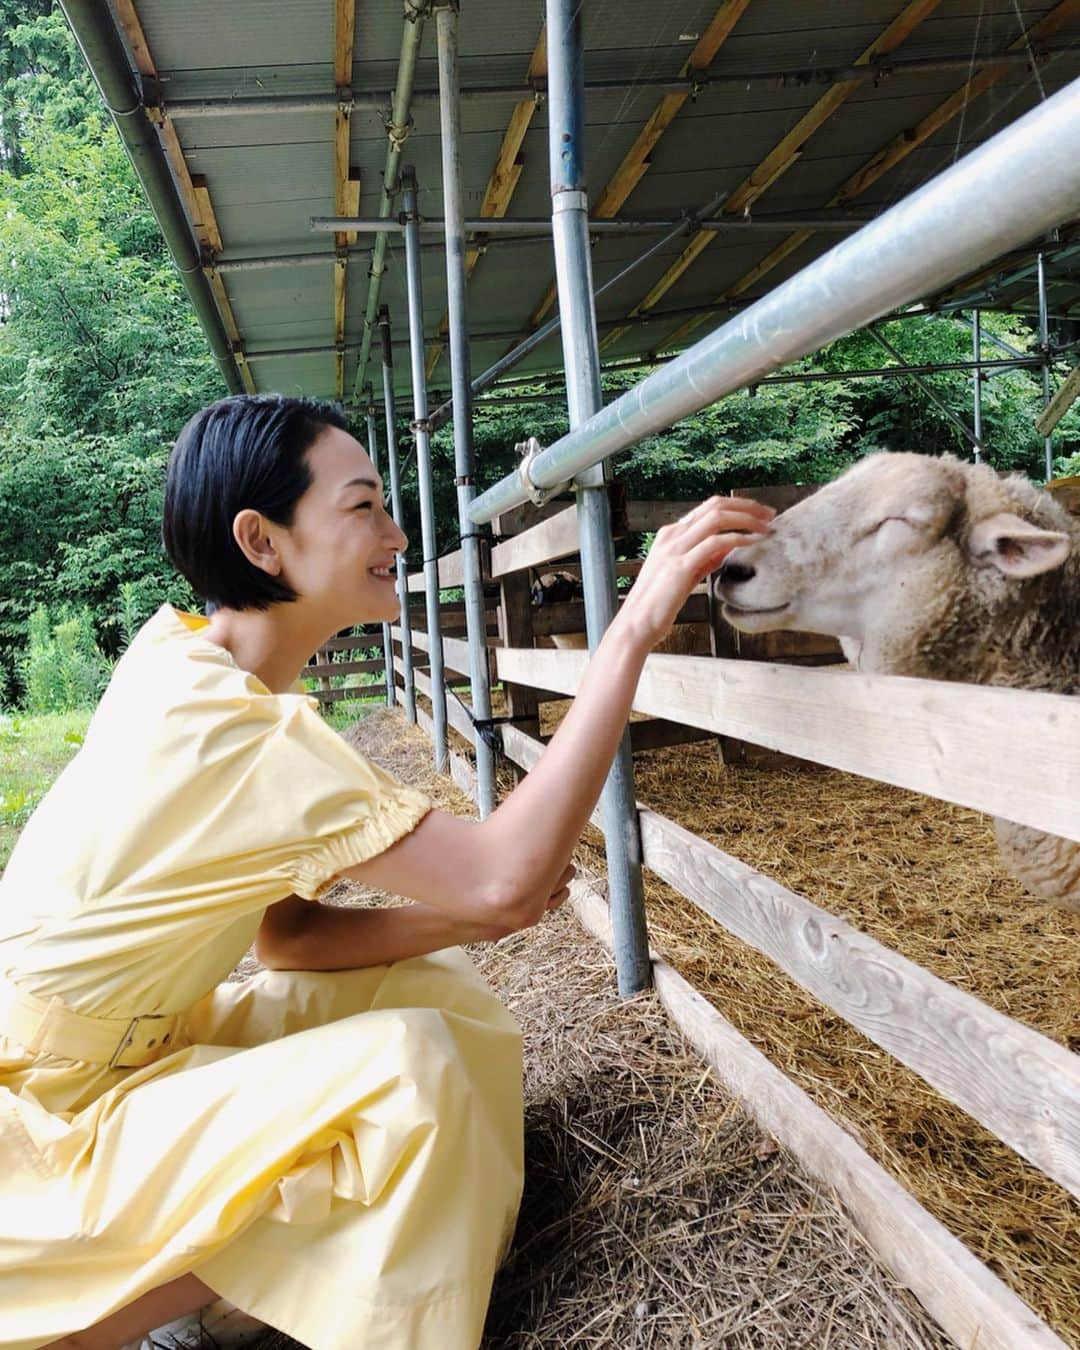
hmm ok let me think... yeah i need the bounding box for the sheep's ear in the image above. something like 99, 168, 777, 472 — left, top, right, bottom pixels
968, 512, 1071, 577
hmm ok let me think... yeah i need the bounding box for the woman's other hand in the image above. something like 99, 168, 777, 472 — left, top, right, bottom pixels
615, 496, 774, 650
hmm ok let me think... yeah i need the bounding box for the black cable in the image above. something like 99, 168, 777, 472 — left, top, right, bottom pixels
442, 682, 537, 753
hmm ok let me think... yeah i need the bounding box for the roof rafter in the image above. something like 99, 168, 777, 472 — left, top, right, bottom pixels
601, 0, 943, 352
424, 28, 547, 381
658, 0, 1080, 351
520, 0, 753, 339
111, 0, 254, 391
334, 0, 360, 399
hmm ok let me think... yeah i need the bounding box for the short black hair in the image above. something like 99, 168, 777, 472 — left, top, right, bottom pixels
164, 394, 350, 611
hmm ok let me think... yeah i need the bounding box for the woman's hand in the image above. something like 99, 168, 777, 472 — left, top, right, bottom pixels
614, 496, 774, 651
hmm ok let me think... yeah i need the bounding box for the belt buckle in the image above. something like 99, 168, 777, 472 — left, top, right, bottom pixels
108, 1013, 177, 1070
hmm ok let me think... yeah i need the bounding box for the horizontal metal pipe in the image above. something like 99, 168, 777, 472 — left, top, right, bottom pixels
466, 353, 1042, 406
435, 339, 1066, 405
311, 212, 870, 235
469, 76, 1080, 525
215, 237, 511, 271
216, 252, 336, 273
427, 188, 731, 431
165, 44, 1080, 118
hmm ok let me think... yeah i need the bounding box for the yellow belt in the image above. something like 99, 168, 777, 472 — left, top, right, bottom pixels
0, 984, 184, 1070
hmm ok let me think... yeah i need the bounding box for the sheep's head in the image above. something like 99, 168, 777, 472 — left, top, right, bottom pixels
714, 452, 1072, 672
531, 570, 583, 607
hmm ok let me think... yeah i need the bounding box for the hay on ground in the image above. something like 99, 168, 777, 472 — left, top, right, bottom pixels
511, 707, 1079, 1346
343, 710, 956, 1348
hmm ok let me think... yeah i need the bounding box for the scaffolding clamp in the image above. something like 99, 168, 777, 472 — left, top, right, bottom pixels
386, 114, 414, 153
515, 437, 565, 507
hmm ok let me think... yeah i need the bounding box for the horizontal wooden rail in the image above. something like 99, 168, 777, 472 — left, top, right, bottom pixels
307, 684, 386, 704
624, 499, 701, 531
638, 809, 1080, 1200
495, 648, 1080, 844
540, 559, 644, 581
303, 658, 384, 680
315, 634, 386, 654
406, 549, 465, 592
531, 592, 707, 637
495, 719, 1080, 1199
395, 659, 475, 745
490, 505, 580, 578
414, 703, 478, 800
489, 499, 709, 579
570, 878, 1065, 1350
391, 626, 473, 677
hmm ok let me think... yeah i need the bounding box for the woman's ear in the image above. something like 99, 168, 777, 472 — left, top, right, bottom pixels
232, 509, 283, 577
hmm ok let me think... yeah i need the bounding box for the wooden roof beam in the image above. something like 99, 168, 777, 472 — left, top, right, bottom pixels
425, 28, 547, 381
601, 0, 943, 352
112, 0, 254, 391
659, 0, 1080, 352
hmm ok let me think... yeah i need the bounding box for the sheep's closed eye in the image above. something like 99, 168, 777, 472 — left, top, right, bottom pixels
862, 515, 915, 540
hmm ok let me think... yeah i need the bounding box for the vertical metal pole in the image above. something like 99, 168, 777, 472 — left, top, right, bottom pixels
401, 167, 449, 771
364, 401, 397, 707
971, 309, 983, 464
547, 0, 650, 995
379, 306, 417, 724
1037, 252, 1054, 480
435, 2, 496, 818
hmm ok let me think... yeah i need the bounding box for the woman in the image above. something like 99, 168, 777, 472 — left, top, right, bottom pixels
0, 394, 772, 1350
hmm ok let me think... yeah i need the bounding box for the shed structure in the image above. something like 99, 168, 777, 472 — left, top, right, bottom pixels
65, 0, 1080, 403
64, 5, 1080, 1348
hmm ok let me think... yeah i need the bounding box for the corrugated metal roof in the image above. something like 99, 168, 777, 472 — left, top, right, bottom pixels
106, 0, 1080, 401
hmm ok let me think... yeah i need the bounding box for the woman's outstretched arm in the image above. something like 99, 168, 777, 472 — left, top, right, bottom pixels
259, 497, 771, 969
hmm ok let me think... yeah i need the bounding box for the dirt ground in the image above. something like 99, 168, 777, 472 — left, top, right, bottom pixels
240, 708, 958, 1350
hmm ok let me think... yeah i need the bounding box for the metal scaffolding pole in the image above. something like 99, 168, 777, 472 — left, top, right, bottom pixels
468, 75, 1080, 525
867, 328, 980, 454
401, 168, 449, 771
971, 310, 983, 463
380, 306, 417, 724
363, 401, 397, 706
1038, 251, 1055, 480
166, 45, 1080, 119
435, 1, 496, 818
311, 212, 868, 236
547, 0, 650, 996
427, 187, 730, 434
352, 4, 428, 401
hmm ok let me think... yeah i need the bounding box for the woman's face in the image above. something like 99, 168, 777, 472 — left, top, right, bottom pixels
274, 424, 407, 629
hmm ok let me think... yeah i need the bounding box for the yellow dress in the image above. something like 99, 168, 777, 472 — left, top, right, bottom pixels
0, 606, 523, 1350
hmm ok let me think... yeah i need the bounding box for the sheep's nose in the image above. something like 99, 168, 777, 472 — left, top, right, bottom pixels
718, 557, 756, 586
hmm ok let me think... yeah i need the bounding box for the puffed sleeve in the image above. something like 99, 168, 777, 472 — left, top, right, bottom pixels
260, 698, 432, 900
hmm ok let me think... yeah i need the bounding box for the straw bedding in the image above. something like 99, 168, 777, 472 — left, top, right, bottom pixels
526, 709, 1079, 1347
348, 710, 958, 1349
238, 709, 958, 1349
232, 702, 1076, 1347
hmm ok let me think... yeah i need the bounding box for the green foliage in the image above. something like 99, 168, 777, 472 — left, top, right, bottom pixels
0, 707, 90, 869
0, 4, 221, 696
1, 2, 1077, 722
19, 606, 112, 714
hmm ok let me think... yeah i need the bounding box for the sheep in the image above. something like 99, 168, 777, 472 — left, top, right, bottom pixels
530, 570, 709, 654
713, 451, 1079, 911
531, 570, 583, 608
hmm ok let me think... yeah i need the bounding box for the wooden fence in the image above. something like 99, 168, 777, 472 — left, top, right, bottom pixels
387, 487, 1078, 1350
